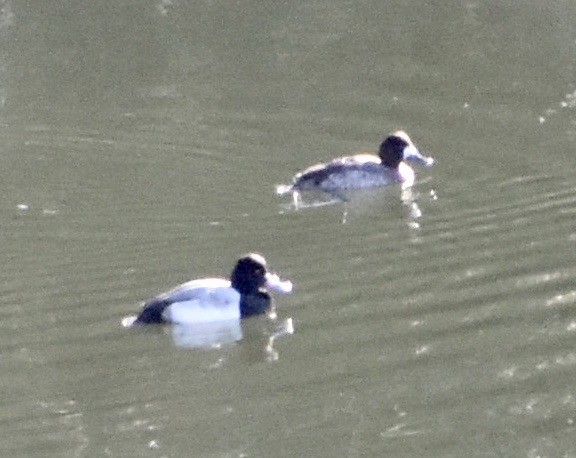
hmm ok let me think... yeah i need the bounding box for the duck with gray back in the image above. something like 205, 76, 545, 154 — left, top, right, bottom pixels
277, 130, 434, 197
132, 254, 292, 325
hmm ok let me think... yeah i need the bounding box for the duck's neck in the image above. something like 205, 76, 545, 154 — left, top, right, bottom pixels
239, 291, 271, 318
381, 157, 400, 168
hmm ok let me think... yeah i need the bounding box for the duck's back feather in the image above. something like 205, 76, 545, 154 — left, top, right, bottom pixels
158, 278, 230, 303
136, 278, 242, 325
294, 154, 403, 191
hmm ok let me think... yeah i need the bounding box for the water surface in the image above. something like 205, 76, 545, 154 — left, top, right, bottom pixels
1, 0, 576, 456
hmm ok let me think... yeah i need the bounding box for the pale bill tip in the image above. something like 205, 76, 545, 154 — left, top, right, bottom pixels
265, 273, 293, 294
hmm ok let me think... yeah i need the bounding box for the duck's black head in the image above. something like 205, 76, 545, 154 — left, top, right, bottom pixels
379, 130, 434, 169
231, 253, 293, 318
230, 253, 268, 295
378, 133, 408, 168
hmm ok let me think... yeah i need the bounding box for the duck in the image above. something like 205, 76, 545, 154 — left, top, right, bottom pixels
277, 130, 434, 196
132, 253, 293, 325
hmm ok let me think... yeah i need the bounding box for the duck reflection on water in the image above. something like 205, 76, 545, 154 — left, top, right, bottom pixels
170, 316, 294, 362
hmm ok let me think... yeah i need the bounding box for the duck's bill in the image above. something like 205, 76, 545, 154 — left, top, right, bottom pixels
403, 145, 435, 167
265, 272, 293, 294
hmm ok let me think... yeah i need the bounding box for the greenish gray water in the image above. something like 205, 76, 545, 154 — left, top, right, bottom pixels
1, 0, 576, 456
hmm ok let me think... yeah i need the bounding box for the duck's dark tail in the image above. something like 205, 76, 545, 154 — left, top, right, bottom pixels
132, 299, 170, 325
